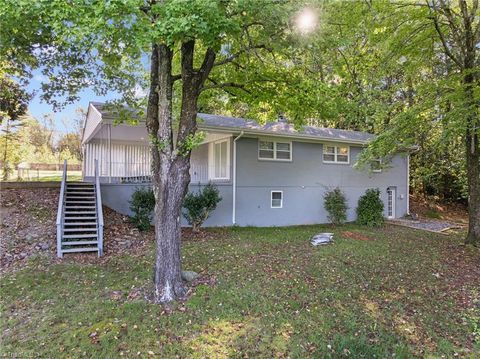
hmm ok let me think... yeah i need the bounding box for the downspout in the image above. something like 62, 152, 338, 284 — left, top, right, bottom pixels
232, 131, 244, 224
407, 154, 410, 215
108, 124, 112, 183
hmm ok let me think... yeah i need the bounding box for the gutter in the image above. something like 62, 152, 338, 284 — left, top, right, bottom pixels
232, 131, 245, 224
198, 125, 371, 146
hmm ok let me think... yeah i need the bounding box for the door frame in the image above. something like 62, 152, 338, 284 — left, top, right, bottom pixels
387, 187, 396, 219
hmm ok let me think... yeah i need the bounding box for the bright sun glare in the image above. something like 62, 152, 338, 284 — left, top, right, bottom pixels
296, 8, 317, 34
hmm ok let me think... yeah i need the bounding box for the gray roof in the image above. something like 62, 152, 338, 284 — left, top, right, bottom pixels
90, 102, 374, 144
197, 113, 374, 144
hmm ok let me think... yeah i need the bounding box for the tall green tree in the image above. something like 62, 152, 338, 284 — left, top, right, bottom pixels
0, 0, 295, 301
0, 74, 31, 180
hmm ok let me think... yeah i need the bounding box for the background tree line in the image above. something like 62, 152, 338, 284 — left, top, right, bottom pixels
0, 74, 84, 180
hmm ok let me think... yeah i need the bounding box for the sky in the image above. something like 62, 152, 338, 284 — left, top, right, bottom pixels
26, 70, 117, 135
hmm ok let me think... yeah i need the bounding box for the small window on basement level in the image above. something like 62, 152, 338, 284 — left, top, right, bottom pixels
271, 191, 283, 208
323, 145, 350, 164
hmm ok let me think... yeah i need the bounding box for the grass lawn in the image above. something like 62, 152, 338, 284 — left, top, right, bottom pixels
1, 225, 478, 358
1, 170, 82, 182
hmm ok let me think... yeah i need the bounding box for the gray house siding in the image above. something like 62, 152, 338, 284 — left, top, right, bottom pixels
100, 141, 234, 226
100, 136, 408, 227
233, 137, 408, 226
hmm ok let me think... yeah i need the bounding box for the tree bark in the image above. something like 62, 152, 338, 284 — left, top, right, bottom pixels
460, 0, 480, 246
145, 44, 187, 302
145, 40, 217, 302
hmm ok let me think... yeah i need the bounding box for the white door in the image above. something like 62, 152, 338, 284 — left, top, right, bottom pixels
387, 187, 396, 219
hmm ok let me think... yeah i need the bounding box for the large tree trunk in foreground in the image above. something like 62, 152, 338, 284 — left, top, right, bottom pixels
146, 44, 188, 302
465, 127, 480, 246
464, 69, 480, 246
146, 41, 216, 302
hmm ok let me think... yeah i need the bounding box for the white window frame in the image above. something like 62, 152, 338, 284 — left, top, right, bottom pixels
258, 139, 292, 161
271, 190, 283, 208
322, 144, 350, 164
208, 138, 231, 180
371, 159, 382, 173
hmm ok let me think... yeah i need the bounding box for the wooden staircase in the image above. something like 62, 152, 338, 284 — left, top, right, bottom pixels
57, 161, 104, 257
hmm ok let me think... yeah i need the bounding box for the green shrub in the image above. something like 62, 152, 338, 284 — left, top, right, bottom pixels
183, 183, 222, 232
323, 187, 348, 225
129, 187, 155, 231
356, 188, 384, 227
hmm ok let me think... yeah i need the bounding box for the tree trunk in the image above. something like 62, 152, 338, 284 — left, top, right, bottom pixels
145, 44, 188, 302
144, 37, 216, 302
465, 127, 480, 246
464, 64, 480, 246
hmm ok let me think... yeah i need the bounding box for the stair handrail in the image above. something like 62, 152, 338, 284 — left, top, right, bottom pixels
56, 160, 67, 257
94, 159, 104, 256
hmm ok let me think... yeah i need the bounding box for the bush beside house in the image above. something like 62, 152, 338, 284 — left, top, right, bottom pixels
129, 187, 155, 231
356, 188, 384, 227
323, 187, 348, 225
183, 183, 222, 232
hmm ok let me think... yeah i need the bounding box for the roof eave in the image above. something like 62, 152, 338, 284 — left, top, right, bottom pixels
197, 124, 370, 145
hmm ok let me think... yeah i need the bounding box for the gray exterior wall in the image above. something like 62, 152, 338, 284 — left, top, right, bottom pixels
233, 137, 408, 226
100, 141, 234, 226
100, 135, 408, 227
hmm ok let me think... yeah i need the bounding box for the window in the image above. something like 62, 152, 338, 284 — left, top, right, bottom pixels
271, 191, 283, 208
371, 159, 382, 172
209, 139, 230, 180
258, 140, 292, 161
323, 145, 349, 164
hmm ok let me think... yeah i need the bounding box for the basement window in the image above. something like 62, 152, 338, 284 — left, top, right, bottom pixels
271, 191, 283, 208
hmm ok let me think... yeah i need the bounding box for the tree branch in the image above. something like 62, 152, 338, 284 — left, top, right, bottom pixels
213, 45, 268, 67
430, 7, 463, 68
201, 80, 251, 93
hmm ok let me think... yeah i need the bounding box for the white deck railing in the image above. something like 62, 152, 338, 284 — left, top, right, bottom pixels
95, 163, 231, 184
56, 160, 67, 257
94, 159, 104, 257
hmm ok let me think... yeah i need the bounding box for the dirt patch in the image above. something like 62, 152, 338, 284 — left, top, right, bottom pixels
0, 188, 154, 274
410, 195, 468, 225
0, 188, 225, 274
341, 231, 371, 241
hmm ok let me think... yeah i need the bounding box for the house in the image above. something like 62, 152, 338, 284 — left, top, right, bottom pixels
82, 102, 409, 227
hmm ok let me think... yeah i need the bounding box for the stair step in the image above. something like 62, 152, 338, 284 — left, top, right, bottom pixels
66, 191, 95, 194
62, 240, 99, 246
61, 247, 99, 253
66, 196, 95, 200
66, 200, 95, 202
64, 228, 97, 232
65, 212, 96, 215
65, 204, 95, 210
63, 234, 98, 239
63, 222, 97, 226
64, 218, 97, 222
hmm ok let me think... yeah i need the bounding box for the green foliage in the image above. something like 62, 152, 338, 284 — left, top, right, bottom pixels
323, 187, 348, 225
182, 183, 221, 231
177, 131, 205, 156
356, 188, 384, 227
129, 187, 155, 231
